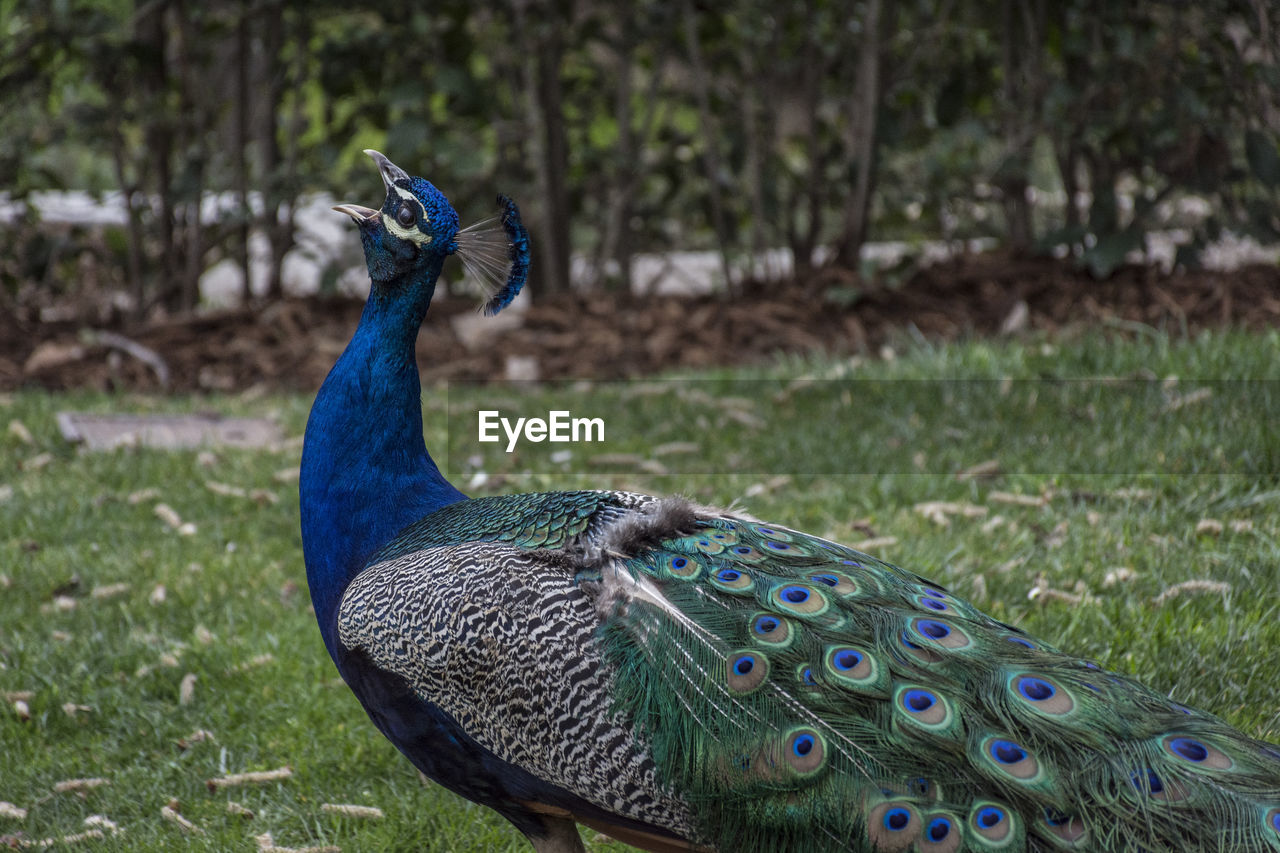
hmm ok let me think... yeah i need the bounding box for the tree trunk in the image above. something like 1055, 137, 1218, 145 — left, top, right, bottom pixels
998, 0, 1034, 251
834, 0, 886, 269
793, 56, 826, 279
534, 31, 572, 293
259, 0, 288, 300
110, 130, 147, 325
136, 1, 177, 312
235, 0, 252, 304
680, 0, 736, 293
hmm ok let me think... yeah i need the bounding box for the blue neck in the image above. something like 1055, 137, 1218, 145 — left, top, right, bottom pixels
300, 256, 467, 661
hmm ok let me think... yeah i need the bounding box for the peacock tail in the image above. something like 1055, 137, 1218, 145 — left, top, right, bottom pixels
304, 150, 1280, 853
338, 490, 1280, 853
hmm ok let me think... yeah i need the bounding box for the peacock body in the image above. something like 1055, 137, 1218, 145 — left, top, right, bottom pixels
301, 151, 1280, 853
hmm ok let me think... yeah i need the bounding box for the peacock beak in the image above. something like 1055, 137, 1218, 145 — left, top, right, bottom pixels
332, 203, 379, 223
364, 149, 410, 190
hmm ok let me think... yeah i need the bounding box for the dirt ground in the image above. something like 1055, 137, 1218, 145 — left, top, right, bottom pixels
4, 254, 1280, 393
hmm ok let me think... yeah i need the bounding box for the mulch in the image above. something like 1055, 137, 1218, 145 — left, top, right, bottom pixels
4, 254, 1279, 393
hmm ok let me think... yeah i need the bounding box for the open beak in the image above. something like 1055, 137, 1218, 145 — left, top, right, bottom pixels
333, 149, 411, 223
364, 148, 410, 190
332, 203, 379, 223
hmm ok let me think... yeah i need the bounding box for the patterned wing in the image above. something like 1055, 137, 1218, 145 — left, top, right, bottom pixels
337, 539, 693, 838
589, 498, 1280, 853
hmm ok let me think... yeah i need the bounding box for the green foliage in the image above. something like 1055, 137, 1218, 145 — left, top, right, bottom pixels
1, 0, 1277, 307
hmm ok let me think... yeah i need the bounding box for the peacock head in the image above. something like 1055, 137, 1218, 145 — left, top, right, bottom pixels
334, 149, 529, 315
334, 149, 460, 283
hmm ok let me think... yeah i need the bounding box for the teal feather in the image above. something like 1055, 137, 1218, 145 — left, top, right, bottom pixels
592, 514, 1280, 852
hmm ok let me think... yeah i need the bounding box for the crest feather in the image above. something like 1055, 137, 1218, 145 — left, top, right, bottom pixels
456, 195, 530, 315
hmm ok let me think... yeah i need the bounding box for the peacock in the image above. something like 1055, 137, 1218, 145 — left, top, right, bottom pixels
301, 150, 1280, 853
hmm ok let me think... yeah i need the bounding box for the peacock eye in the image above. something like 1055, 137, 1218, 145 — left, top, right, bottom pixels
396, 203, 416, 227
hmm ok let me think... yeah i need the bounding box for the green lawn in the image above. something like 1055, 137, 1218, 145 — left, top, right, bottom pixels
1, 329, 1278, 851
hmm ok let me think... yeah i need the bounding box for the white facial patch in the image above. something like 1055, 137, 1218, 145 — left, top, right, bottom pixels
381, 185, 433, 245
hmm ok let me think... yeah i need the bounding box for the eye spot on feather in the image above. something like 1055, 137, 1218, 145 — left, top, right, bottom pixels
912, 617, 971, 649
689, 536, 725, 555
729, 544, 766, 562
771, 584, 829, 617
867, 801, 920, 850
807, 570, 859, 596
1005, 635, 1036, 649
898, 630, 944, 665
1267, 808, 1280, 835
917, 596, 948, 612
706, 529, 739, 544
750, 613, 793, 646
726, 650, 769, 694
984, 737, 1042, 782
840, 559, 862, 567
1042, 808, 1087, 843
1168, 737, 1207, 761
917, 619, 948, 638
797, 664, 816, 686
1162, 735, 1234, 770
753, 524, 793, 542
895, 686, 953, 730
921, 587, 947, 599
781, 728, 826, 775
763, 540, 791, 551
968, 801, 1016, 843
832, 648, 863, 671
1011, 674, 1075, 716
824, 645, 885, 693
711, 567, 754, 594
1128, 767, 1189, 802
1130, 768, 1163, 795
919, 813, 962, 852
660, 553, 703, 580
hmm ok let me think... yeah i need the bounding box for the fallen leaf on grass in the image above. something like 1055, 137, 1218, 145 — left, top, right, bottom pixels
52, 778, 108, 794
177, 729, 216, 749
127, 488, 160, 505
321, 804, 384, 819
91, 583, 130, 600
161, 803, 203, 835
1151, 580, 1231, 607
988, 491, 1048, 508
207, 767, 292, 792
0, 802, 27, 820
154, 504, 196, 536
255, 832, 340, 853
914, 501, 988, 527
1195, 518, 1224, 537
7, 420, 33, 444
227, 654, 275, 674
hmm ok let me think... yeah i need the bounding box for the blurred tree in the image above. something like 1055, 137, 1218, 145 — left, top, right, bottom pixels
2, 0, 1278, 316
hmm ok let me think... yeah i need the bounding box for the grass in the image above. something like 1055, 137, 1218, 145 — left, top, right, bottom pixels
1, 327, 1278, 851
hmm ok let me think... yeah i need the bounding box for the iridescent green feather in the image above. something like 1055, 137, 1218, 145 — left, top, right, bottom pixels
594, 514, 1280, 853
